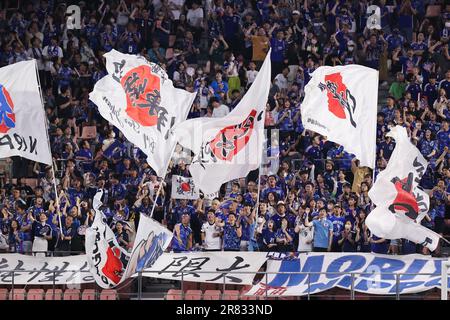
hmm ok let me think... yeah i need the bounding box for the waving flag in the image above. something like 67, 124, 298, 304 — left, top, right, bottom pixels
301, 65, 378, 168
89, 50, 196, 177
0, 60, 51, 165
171, 175, 200, 199
366, 126, 440, 251
173, 50, 271, 194
86, 190, 172, 288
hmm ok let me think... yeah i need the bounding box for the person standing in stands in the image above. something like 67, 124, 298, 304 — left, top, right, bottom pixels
201, 210, 222, 251
304, 207, 333, 252
171, 213, 193, 252
222, 213, 242, 251
29, 211, 52, 257
55, 215, 76, 256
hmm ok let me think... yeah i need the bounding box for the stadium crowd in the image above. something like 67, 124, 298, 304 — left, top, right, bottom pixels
0, 0, 448, 257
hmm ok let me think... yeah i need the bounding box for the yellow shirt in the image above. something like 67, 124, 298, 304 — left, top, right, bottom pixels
251, 36, 269, 61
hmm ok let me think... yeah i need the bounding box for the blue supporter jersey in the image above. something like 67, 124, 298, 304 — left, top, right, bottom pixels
405, 83, 422, 101
329, 215, 345, 243
33, 221, 52, 238
223, 223, 241, 250
312, 218, 333, 249
270, 38, 286, 62
423, 83, 438, 106
171, 223, 192, 251
437, 129, 450, 153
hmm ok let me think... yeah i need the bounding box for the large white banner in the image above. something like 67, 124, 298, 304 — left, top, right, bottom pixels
89, 50, 196, 177
301, 64, 378, 168
247, 253, 450, 297
0, 60, 52, 165
0, 253, 93, 285
173, 50, 271, 194
142, 252, 268, 285
367, 126, 440, 251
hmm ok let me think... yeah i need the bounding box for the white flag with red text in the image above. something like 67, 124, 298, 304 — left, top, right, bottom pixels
89, 49, 196, 177
173, 50, 271, 194
366, 126, 440, 251
0, 60, 52, 165
301, 64, 378, 168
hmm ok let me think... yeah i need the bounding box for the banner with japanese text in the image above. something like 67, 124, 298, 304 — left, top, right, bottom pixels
141, 252, 268, 285
247, 253, 450, 296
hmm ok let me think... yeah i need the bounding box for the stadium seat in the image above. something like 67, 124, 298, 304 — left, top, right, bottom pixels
222, 290, 240, 300
81, 289, 97, 300
100, 289, 118, 300
0, 288, 8, 300
199, 282, 218, 291
184, 290, 202, 300
202, 290, 221, 300
9, 288, 26, 300
27, 289, 44, 300
239, 288, 259, 300
63, 289, 81, 300
45, 288, 63, 300
182, 281, 198, 291
166, 289, 183, 300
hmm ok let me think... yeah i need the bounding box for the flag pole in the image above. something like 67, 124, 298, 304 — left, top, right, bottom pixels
148, 145, 176, 219
33, 59, 63, 236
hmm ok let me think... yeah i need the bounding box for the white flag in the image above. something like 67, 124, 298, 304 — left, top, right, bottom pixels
173, 50, 271, 194
85, 191, 130, 288
86, 190, 173, 288
171, 175, 200, 199
89, 50, 196, 177
366, 126, 440, 251
301, 64, 378, 168
0, 60, 51, 165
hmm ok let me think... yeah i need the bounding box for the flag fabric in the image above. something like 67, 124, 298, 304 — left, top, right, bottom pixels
301, 64, 378, 168
0, 60, 52, 165
171, 175, 200, 199
89, 49, 196, 177
85, 190, 173, 288
366, 126, 440, 251
173, 50, 272, 194
85, 191, 130, 288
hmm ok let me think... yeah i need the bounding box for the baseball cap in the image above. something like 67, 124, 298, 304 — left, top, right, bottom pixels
277, 201, 286, 207
292, 10, 300, 15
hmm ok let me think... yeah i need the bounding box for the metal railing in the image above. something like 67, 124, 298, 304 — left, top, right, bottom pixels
0, 268, 448, 300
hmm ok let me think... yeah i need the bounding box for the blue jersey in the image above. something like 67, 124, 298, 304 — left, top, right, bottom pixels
261, 228, 276, 246
17, 214, 32, 242
223, 223, 241, 250
419, 139, 438, 158
270, 38, 286, 62
33, 221, 52, 238
312, 218, 333, 249
423, 83, 438, 106
329, 215, 345, 243
171, 223, 192, 251
405, 83, 422, 101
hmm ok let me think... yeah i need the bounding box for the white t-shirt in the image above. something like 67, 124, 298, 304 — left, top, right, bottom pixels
297, 225, 314, 252
169, 0, 185, 20
201, 222, 222, 250
246, 70, 258, 86
42, 45, 63, 72
274, 73, 288, 90
212, 104, 230, 118
187, 8, 204, 28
